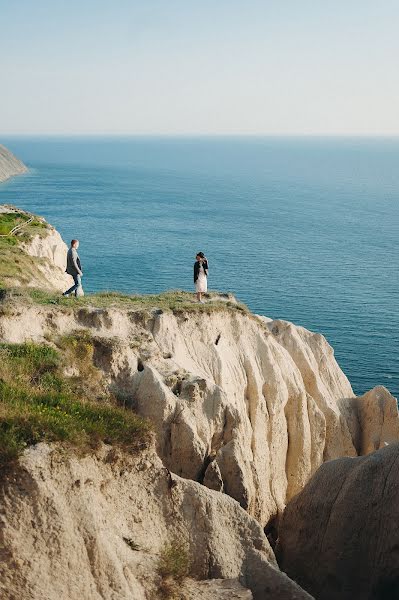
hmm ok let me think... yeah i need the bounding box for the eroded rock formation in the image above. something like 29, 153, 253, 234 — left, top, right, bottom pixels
0, 443, 313, 600
0, 296, 397, 529
276, 443, 399, 600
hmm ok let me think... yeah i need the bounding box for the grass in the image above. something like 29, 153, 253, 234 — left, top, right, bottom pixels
0, 247, 50, 289
4, 287, 250, 316
55, 330, 107, 401
0, 211, 51, 288
0, 211, 47, 240
0, 342, 152, 469
158, 539, 191, 599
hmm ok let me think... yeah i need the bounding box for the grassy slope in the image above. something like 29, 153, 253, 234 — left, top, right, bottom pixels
0, 211, 50, 288
0, 340, 151, 469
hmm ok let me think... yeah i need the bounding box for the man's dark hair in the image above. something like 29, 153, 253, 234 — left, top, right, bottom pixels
71, 239, 79, 247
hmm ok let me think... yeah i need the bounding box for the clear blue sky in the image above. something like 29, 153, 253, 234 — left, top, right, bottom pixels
1, 0, 398, 135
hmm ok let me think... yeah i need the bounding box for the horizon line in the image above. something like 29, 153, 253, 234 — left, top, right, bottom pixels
2, 132, 399, 139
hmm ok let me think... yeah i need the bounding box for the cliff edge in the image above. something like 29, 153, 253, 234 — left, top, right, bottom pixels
0, 205, 71, 291
0, 144, 28, 183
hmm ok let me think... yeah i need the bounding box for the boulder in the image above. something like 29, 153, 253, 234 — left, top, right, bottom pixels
277, 443, 399, 600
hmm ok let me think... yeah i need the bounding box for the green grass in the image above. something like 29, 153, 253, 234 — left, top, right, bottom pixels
0, 211, 47, 240
0, 211, 51, 288
0, 342, 152, 468
0, 212, 29, 236
10, 288, 250, 315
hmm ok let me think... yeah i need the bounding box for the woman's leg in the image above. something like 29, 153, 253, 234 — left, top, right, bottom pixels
197, 292, 202, 302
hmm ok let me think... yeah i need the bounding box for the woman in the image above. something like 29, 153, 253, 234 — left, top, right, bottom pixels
194, 252, 209, 303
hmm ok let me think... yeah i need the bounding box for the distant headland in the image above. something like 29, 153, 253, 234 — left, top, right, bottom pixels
0, 143, 28, 183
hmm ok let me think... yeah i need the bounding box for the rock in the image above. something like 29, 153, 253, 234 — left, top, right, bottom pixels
0, 443, 312, 600
0, 205, 71, 291
21, 225, 71, 291
0, 291, 398, 528
203, 459, 224, 492
0, 144, 28, 183
276, 443, 399, 600
264, 318, 356, 461
181, 578, 253, 599
341, 386, 399, 455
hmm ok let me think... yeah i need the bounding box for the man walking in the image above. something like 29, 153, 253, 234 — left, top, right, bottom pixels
63, 239, 83, 297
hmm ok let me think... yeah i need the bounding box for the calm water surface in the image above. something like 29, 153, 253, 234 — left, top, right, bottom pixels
1, 136, 398, 398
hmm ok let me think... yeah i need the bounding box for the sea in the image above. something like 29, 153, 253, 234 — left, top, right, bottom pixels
0, 136, 398, 399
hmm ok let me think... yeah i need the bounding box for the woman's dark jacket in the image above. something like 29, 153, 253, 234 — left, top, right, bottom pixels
194, 260, 209, 283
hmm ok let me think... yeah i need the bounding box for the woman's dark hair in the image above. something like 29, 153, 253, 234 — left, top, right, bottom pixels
196, 252, 205, 259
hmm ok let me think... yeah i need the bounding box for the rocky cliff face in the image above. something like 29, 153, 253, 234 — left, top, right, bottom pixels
0, 293, 397, 531
276, 442, 399, 599
0, 205, 71, 291
0, 443, 312, 600
0, 144, 28, 182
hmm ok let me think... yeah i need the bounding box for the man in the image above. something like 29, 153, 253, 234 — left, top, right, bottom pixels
63, 239, 83, 297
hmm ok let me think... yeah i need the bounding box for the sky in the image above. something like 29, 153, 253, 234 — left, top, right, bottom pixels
1, 0, 399, 136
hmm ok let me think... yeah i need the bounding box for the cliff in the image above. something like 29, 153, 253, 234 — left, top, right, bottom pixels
0, 443, 312, 600
0, 205, 71, 291
1, 293, 397, 528
0, 144, 28, 183
0, 208, 397, 599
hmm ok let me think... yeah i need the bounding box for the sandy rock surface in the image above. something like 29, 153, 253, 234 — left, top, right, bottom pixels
181, 578, 253, 599
0, 443, 312, 600
21, 226, 71, 291
277, 443, 399, 600
0, 300, 398, 529
340, 385, 399, 455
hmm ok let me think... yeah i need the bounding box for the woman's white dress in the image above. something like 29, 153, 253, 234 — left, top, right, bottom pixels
195, 263, 207, 293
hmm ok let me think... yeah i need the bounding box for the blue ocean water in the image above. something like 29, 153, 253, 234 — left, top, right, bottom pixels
0, 136, 398, 399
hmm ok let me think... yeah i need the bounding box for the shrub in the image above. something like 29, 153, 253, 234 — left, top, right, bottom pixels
157, 538, 191, 598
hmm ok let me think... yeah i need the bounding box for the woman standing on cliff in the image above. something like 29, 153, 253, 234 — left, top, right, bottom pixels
194, 252, 209, 303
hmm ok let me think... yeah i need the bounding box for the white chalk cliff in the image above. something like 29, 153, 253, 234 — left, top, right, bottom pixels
0, 443, 312, 600
1, 291, 397, 530
0, 205, 71, 291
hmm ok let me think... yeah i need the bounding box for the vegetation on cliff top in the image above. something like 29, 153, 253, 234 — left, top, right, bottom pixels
1, 287, 250, 316
0, 211, 50, 289
0, 341, 152, 469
